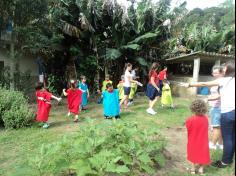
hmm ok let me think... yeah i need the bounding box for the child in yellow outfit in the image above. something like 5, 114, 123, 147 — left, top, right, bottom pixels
161, 79, 174, 108
117, 75, 125, 101
128, 82, 137, 106
98, 75, 113, 104
102, 75, 113, 92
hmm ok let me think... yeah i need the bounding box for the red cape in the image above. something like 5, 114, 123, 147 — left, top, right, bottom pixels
186, 115, 211, 165
36, 90, 52, 122
66, 88, 82, 115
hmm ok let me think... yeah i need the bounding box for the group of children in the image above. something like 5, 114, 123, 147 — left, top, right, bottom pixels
35, 64, 175, 128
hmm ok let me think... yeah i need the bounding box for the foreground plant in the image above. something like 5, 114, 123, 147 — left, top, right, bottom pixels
28, 118, 166, 176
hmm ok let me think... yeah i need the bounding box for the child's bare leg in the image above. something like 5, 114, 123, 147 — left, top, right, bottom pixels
149, 97, 158, 109
120, 95, 128, 109
190, 163, 197, 174
198, 165, 204, 174
73, 115, 79, 122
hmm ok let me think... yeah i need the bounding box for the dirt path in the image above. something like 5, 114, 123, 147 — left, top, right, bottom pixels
158, 126, 188, 175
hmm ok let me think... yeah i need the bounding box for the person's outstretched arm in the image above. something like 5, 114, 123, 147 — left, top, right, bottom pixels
52, 95, 62, 102
63, 89, 68, 96
188, 80, 219, 87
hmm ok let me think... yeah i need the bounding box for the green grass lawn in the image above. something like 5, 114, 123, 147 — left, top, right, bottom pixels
0, 97, 234, 176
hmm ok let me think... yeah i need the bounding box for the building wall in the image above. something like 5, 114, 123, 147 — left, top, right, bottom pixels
0, 51, 38, 76
168, 75, 214, 98
0, 50, 38, 102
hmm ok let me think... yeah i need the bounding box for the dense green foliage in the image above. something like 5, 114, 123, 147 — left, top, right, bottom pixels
28, 119, 166, 176
166, 0, 235, 58
0, 0, 235, 90
0, 88, 34, 129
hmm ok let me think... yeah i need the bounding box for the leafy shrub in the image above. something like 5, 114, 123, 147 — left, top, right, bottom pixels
0, 88, 34, 129
28, 119, 166, 176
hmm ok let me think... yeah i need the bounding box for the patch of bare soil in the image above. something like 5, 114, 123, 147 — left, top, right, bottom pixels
157, 126, 188, 175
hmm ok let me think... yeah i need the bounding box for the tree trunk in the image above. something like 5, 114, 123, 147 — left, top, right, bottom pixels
65, 57, 77, 83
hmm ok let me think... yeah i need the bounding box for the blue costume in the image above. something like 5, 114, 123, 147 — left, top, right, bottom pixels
78, 83, 88, 107
102, 89, 120, 118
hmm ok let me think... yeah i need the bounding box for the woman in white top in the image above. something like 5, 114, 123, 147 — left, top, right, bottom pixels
120, 63, 142, 110
188, 60, 235, 168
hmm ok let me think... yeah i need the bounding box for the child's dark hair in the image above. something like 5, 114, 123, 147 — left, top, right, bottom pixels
125, 63, 132, 70
81, 75, 86, 80
163, 79, 168, 84
35, 82, 44, 90
190, 99, 208, 115
106, 83, 113, 89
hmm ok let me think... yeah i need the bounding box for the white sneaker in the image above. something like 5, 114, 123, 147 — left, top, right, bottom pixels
127, 102, 132, 106
209, 142, 217, 150
146, 108, 157, 115
216, 143, 224, 150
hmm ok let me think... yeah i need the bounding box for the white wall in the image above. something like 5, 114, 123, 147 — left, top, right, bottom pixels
0, 51, 38, 76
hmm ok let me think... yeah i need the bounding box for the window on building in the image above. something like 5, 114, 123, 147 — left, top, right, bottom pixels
0, 61, 4, 71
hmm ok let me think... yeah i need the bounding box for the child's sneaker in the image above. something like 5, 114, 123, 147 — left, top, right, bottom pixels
209, 142, 217, 150
73, 118, 79, 123
42, 123, 50, 129
127, 101, 133, 106
146, 108, 157, 115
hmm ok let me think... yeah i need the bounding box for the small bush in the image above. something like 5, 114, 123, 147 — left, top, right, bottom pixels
28, 119, 167, 176
0, 88, 34, 129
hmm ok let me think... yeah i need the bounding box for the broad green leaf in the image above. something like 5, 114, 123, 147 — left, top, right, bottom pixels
129, 32, 159, 44
121, 44, 141, 50
135, 57, 148, 66
105, 48, 122, 60
138, 153, 152, 164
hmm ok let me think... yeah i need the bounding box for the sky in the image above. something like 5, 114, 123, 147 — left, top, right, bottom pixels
117, 0, 229, 10
170, 0, 227, 10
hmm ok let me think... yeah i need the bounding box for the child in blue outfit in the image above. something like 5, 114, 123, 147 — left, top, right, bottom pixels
77, 75, 89, 110
102, 83, 120, 120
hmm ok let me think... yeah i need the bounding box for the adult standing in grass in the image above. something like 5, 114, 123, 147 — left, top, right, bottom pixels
208, 65, 224, 150
146, 62, 161, 115
120, 63, 142, 110
188, 60, 235, 168
35, 82, 62, 128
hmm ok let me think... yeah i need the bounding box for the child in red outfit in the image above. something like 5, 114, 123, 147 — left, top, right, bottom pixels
63, 80, 82, 122
186, 99, 210, 175
35, 82, 62, 128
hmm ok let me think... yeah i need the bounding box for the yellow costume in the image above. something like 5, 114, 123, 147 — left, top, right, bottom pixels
117, 81, 124, 100
161, 83, 173, 106
129, 82, 137, 100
